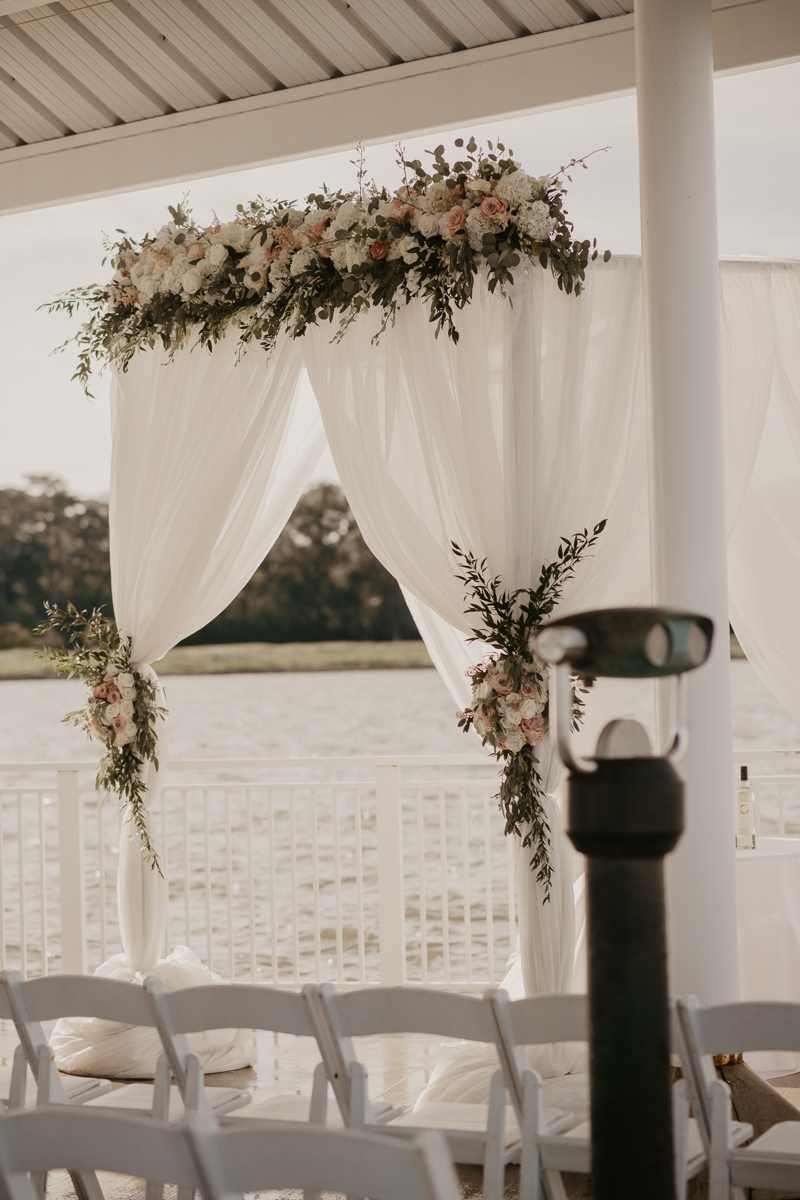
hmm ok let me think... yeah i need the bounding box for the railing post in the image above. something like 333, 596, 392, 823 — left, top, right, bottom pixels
376, 765, 405, 986
57, 770, 86, 974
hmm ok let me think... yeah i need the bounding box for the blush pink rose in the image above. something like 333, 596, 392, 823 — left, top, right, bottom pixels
485, 667, 512, 695
520, 717, 540, 733
445, 207, 467, 237
480, 196, 509, 223
318, 244, 333, 258
524, 728, 545, 746
112, 714, 127, 733
88, 713, 99, 727
520, 679, 538, 698
106, 688, 121, 705
311, 219, 328, 240
93, 683, 109, 698
370, 240, 391, 260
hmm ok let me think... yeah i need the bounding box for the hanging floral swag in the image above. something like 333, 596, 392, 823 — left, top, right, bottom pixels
45, 138, 610, 394
34, 604, 165, 871
454, 520, 606, 898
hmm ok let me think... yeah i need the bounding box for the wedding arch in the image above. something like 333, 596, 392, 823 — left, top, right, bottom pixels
42, 148, 800, 1078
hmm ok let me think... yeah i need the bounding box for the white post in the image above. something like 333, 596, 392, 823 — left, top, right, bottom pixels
636, 0, 739, 1002
57, 770, 87, 974
375, 765, 405, 986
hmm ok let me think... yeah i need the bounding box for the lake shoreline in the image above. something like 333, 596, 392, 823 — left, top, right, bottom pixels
0, 640, 434, 680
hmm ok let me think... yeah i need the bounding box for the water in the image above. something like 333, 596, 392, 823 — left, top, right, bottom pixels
0, 661, 796, 981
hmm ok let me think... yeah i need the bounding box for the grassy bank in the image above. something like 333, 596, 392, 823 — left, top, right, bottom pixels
0, 633, 745, 680
0, 640, 433, 680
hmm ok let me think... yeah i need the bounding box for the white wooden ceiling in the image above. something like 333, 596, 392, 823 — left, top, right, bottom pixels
0, 0, 634, 150
0, 0, 797, 213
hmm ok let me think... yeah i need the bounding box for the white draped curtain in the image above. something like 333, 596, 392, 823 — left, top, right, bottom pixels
53, 328, 326, 1077
55, 255, 800, 1085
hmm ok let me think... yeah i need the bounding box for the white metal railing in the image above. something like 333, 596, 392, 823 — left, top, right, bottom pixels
732, 748, 800, 837
0, 756, 516, 987
2, 748, 794, 985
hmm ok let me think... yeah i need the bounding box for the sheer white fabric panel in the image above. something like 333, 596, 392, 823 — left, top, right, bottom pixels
111, 330, 324, 666
305, 258, 652, 638
54, 331, 324, 1079
727, 262, 800, 719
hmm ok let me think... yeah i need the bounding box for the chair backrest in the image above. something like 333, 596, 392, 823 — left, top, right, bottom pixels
187, 1119, 462, 1200
676, 995, 800, 1141
0, 972, 165, 1104
310, 984, 500, 1126
488, 990, 589, 1119
0, 1107, 204, 1200
144, 977, 319, 1095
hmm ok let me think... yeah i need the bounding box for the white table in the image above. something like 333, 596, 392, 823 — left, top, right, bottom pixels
737, 837, 800, 1074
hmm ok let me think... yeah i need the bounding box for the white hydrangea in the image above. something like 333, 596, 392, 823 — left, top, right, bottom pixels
515, 200, 557, 243
388, 234, 419, 264
208, 243, 228, 266
329, 241, 349, 273
465, 206, 496, 252
208, 222, 251, 252
290, 246, 318, 276
494, 170, 534, 209
345, 239, 369, 271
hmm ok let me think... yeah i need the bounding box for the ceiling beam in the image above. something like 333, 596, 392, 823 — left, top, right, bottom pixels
0, 0, 798, 216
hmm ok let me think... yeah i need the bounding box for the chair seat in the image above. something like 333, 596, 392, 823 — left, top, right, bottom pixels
85, 1081, 250, 1120
541, 1115, 752, 1176
0, 1066, 111, 1110
744, 1120, 800, 1156
393, 1103, 572, 1148
234, 1093, 400, 1127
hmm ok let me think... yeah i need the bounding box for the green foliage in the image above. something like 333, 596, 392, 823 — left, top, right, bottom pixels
453, 520, 606, 896
0, 480, 417, 646
0, 476, 110, 633
33, 603, 165, 871
41, 139, 610, 394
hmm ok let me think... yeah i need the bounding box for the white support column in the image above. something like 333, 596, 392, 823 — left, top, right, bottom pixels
636, 0, 739, 1003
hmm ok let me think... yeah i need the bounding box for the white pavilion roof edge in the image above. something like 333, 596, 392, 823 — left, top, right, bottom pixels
0, 0, 798, 216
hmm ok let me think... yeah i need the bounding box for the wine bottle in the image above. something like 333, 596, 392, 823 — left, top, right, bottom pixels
736, 765, 756, 850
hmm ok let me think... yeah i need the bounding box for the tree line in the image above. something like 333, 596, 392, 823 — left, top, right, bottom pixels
0, 477, 419, 648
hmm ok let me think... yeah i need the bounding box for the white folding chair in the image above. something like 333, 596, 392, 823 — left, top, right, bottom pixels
677, 994, 800, 1199
310, 983, 573, 1200
0, 1106, 207, 1200
186, 1118, 461, 1200
144, 975, 399, 1127
0, 972, 249, 1122
489, 989, 713, 1200
0, 973, 109, 1112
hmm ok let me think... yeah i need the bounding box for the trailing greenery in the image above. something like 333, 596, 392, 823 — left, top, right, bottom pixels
454, 520, 606, 896
33, 603, 166, 871
42, 138, 609, 395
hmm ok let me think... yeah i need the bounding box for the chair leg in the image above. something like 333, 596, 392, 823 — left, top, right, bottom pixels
672, 1080, 689, 1200
483, 1071, 507, 1200
69, 1169, 106, 1200
542, 1170, 569, 1200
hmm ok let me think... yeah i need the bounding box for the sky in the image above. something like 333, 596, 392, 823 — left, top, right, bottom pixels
1, 60, 799, 498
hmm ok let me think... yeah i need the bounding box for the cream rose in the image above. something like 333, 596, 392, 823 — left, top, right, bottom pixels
117, 672, 134, 688
504, 731, 525, 753
520, 698, 540, 719
104, 702, 120, 723
119, 700, 135, 719
417, 212, 439, 239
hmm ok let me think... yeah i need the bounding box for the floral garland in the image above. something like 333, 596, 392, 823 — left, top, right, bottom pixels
34, 604, 165, 870
45, 139, 609, 393
454, 520, 606, 898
